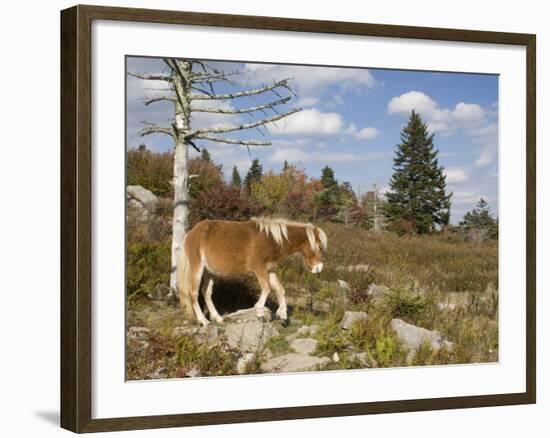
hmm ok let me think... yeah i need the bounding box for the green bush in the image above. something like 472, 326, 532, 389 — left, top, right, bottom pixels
127, 240, 171, 302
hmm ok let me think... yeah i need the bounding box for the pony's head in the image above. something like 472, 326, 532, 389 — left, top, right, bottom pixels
300, 225, 328, 274
251, 217, 328, 274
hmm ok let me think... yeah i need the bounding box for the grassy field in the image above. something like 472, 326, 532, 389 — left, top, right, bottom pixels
126, 220, 498, 379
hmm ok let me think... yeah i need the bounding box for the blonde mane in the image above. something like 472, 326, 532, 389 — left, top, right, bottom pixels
251, 217, 327, 252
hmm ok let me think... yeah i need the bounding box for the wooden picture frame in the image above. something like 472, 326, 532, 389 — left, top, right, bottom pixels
60, 4, 536, 433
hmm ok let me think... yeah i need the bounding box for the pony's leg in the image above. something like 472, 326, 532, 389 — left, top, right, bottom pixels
253, 269, 272, 318
268, 272, 288, 322
202, 273, 223, 324
190, 264, 210, 327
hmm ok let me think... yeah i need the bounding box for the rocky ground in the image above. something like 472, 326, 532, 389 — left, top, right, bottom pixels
125, 280, 472, 380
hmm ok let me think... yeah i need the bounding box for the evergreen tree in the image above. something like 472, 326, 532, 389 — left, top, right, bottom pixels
316, 165, 340, 219
385, 110, 451, 233
283, 160, 289, 171
231, 165, 242, 188
244, 158, 263, 192
200, 147, 212, 162
320, 165, 338, 189
459, 198, 498, 240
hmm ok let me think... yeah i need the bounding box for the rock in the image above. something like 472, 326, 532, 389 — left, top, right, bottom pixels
336, 264, 371, 272
332, 352, 340, 362
296, 324, 319, 337
337, 279, 351, 291
237, 353, 256, 374
196, 324, 219, 343
367, 284, 388, 298
340, 311, 370, 330
290, 338, 318, 355
348, 352, 370, 367
224, 307, 272, 323
171, 324, 218, 343
261, 353, 331, 373
390, 318, 454, 352
127, 185, 158, 212
406, 349, 417, 365
437, 302, 457, 311
224, 320, 279, 352
128, 326, 150, 340
312, 301, 331, 313
263, 348, 274, 360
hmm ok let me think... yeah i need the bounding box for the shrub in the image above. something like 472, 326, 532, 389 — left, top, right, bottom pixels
127, 146, 173, 197
127, 240, 171, 302
383, 287, 436, 325
189, 183, 262, 226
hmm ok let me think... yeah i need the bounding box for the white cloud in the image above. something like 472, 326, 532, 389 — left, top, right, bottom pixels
355, 126, 380, 140
242, 64, 376, 97
445, 167, 469, 184
297, 97, 320, 107
470, 122, 498, 167
387, 91, 487, 134
388, 91, 440, 119
268, 108, 344, 136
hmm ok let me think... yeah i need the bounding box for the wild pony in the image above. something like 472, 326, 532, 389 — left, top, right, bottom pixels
177, 217, 328, 326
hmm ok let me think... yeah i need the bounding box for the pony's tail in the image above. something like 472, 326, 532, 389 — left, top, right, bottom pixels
176, 237, 195, 322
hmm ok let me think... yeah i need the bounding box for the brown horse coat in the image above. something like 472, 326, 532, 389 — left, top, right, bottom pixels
177, 218, 327, 326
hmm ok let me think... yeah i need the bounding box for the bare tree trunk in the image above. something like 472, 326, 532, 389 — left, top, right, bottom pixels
169, 60, 192, 294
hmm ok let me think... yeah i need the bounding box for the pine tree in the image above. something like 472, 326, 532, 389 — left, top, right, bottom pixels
320, 165, 338, 189
244, 159, 263, 192
459, 198, 498, 241
316, 165, 340, 219
200, 147, 211, 162
385, 110, 451, 233
231, 165, 242, 188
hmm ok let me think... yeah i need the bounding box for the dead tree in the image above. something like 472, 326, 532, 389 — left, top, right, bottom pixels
129, 59, 301, 294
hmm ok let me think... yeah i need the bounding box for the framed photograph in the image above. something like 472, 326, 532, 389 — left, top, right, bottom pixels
60, 4, 536, 433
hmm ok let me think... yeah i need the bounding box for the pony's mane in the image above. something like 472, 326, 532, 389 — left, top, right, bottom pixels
251, 217, 327, 252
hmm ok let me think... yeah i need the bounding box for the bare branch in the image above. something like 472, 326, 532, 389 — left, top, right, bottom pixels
195, 134, 271, 146
189, 79, 293, 100
143, 96, 176, 106
139, 122, 174, 138
186, 107, 301, 138
127, 72, 172, 82
191, 96, 291, 115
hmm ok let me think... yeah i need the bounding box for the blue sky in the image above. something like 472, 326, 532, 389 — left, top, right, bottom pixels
126, 57, 499, 224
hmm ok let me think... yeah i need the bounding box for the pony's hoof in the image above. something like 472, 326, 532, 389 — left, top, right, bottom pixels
280, 318, 290, 327
214, 316, 224, 324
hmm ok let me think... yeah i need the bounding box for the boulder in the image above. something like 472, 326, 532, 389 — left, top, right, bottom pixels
337, 279, 351, 291
290, 338, 318, 355
340, 311, 370, 330
237, 353, 256, 374
332, 352, 340, 363
224, 306, 272, 323
223, 320, 279, 352
296, 324, 319, 338
261, 353, 331, 373
367, 284, 389, 298
127, 185, 158, 214
390, 318, 454, 352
